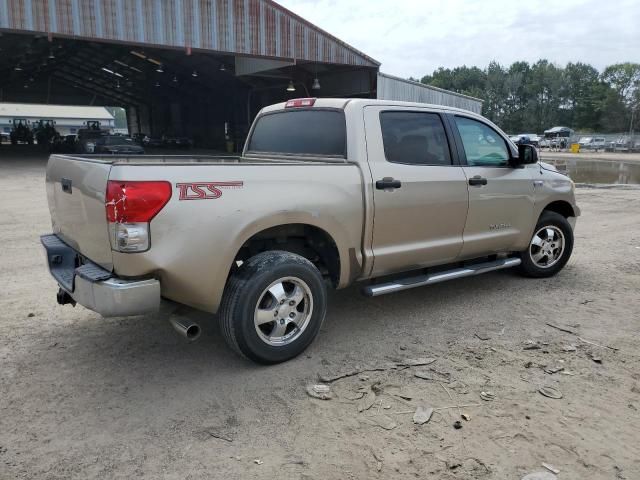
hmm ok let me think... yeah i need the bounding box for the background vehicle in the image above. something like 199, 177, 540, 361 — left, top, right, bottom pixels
50, 134, 78, 153
607, 136, 638, 152
578, 136, 606, 151
33, 119, 60, 149
510, 133, 540, 146
93, 135, 145, 154
9, 118, 34, 145
143, 136, 164, 148
162, 135, 193, 149
76, 120, 110, 153
543, 126, 575, 149
42, 98, 579, 364
132, 133, 149, 145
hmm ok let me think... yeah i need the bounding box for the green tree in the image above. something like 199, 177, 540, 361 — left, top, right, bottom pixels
503, 61, 530, 132
601, 63, 640, 132
560, 62, 600, 130
602, 63, 640, 106
483, 61, 507, 125
417, 60, 638, 133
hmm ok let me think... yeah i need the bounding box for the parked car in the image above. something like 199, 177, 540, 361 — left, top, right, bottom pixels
162, 135, 193, 149
509, 134, 540, 147
42, 98, 580, 364
77, 121, 110, 153
132, 133, 149, 145
607, 136, 639, 152
93, 136, 145, 154
543, 126, 574, 150
143, 136, 164, 148
577, 136, 606, 151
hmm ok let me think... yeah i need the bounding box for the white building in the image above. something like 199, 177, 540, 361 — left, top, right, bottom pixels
0, 103, 115, 137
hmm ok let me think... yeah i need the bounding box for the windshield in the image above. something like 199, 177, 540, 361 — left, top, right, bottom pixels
247, 109, 346, 157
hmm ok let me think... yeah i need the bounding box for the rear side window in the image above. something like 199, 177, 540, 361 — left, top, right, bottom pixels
248, 110, 346, 157
380, 111, 452, 165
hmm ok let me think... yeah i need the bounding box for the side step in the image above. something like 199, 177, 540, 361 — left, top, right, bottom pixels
362, 257, 521, 297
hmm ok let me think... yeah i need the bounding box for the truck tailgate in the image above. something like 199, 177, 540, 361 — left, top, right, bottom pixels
45, 155, 113, 270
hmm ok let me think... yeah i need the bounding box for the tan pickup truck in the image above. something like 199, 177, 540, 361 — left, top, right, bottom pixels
42, 98, 579, 363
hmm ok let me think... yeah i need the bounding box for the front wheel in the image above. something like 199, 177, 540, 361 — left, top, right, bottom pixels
519, 211, 574, 278
219, 251, 327, 364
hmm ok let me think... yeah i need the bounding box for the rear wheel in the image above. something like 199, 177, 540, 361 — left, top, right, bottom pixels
519, 211, 574, 278
219, 251, 327, 364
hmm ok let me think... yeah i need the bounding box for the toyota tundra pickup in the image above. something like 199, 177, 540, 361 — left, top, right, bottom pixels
42, 98, 579, 363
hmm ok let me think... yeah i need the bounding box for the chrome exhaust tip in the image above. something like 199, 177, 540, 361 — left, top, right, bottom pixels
169, 316, 201, 341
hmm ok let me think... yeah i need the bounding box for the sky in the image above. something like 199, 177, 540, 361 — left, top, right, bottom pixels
277, 0, 640, 78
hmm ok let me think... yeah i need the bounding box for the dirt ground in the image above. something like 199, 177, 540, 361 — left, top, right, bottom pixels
1, 150, 639, 480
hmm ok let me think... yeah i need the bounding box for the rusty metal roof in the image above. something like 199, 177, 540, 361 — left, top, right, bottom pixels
0, 0, 379, 67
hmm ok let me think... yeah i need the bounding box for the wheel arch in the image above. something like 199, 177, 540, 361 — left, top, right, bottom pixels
542, 200, 575, 219
223, 214, 360, 295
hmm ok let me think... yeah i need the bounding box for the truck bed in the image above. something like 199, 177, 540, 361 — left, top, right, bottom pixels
52, 154, 350, 165
44, 153, 364, 311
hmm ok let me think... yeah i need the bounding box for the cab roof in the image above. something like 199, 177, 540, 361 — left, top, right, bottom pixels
260, 98, 484, 118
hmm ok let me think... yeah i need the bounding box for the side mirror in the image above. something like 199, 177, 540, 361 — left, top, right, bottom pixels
513, 144, 538, 167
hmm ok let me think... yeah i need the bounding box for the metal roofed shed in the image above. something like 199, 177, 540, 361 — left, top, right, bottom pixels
377, 73, 483, 114
1, 0, 483, 151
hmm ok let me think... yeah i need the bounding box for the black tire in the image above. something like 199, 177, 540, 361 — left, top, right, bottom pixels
519, 211, 574, 278
219, 251, 327, 364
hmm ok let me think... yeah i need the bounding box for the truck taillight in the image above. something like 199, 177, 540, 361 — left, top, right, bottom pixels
285, 98, 316, 108
105, 181, 171, 252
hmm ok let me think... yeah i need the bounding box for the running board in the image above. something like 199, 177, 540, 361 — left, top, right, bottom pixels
362, 257, 522, 297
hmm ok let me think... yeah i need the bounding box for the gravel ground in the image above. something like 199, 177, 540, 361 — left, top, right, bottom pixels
1, 151, 639, 480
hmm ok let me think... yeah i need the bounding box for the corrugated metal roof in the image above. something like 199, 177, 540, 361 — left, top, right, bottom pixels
0, 103, 114, 120
1, 0, 379, 67
377, 72, 483, 114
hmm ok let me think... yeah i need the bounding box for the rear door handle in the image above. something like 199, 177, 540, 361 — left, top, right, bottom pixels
468, 176, 487, 186
376, 177, 402, 190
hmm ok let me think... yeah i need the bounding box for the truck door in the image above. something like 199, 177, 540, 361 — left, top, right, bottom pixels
448, 114, 535, 259
364, 106, 469, 277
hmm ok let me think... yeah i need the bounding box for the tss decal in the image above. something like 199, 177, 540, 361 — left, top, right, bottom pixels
176, 182, 243, 200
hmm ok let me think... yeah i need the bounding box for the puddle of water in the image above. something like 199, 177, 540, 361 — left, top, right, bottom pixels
543, 159, 640, 185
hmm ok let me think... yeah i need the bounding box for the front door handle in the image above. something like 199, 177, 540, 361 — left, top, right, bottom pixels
376, 177, 402, 190
468, 176, 487, 186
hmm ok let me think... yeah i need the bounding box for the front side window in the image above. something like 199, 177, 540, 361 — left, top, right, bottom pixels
455, 116, 510, 167
380, 111, 452, 166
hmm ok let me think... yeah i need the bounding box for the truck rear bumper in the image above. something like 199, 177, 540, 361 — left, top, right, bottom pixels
41, 234, 160, 317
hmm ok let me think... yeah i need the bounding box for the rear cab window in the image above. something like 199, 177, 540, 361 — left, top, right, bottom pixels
247, 109, 346, 157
